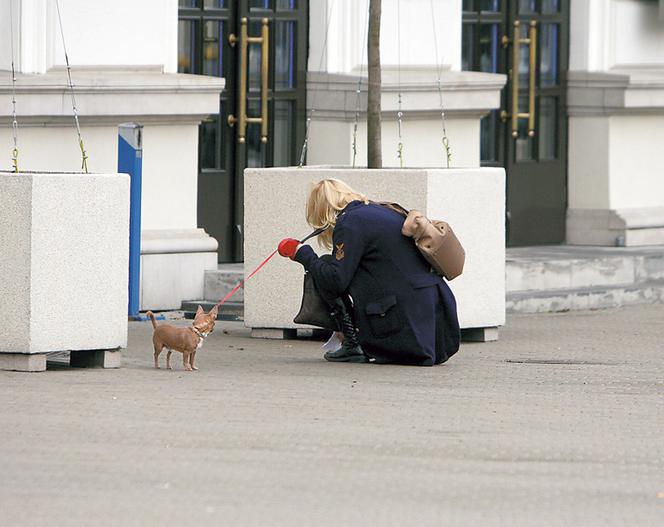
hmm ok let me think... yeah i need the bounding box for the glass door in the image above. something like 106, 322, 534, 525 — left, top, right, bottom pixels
178, 0, 308, 262
462, 0, 569, 246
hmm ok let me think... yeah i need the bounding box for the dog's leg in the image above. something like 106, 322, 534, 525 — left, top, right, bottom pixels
153, 342, 163, 369
183, 352, 193, 372
190, 350, 198, 371
166, 350, 173, 370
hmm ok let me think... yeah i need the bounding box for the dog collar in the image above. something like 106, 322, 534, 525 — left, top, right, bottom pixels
191, 327, 207, 339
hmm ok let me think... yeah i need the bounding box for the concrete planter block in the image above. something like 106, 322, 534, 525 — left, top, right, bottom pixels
0, 173, 130, 368
244, 167, 506, 337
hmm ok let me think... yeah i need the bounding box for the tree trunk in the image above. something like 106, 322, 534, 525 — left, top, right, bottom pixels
367, 0, 382, 168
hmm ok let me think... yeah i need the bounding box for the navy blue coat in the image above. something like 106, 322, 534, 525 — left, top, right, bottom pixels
294, 200, 460, 366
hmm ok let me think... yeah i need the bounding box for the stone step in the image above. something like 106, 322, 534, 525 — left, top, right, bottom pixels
194, 247, 664, 318
181, 300, 244, 322
507, 280, 664, 314
204, 264, 244, 303
506, 246, 664, 293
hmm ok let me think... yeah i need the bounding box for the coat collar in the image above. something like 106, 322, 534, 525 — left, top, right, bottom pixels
339, 200, 365, 215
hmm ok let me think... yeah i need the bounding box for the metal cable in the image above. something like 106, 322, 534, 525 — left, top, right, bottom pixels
9, 0, 19, 172
351, 0, 370, 168
429, 0, 452, 168
55, 0, 89, 173
396, 0, 404, 168
298, 0, 336, 168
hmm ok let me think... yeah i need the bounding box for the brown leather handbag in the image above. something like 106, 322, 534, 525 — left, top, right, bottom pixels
379, 202, 465, 281
292, 235, 338, 330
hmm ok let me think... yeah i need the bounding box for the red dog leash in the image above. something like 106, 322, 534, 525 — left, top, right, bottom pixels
214, 250, 278, 308
214, 226, 329, 309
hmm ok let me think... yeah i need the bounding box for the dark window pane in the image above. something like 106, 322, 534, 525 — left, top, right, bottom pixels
539, 97, 557, 159
519, 0, 536, 14
462, 23, 475, 71
249, 0, 271, 10
248, 20, 263, 92
463, 0, 475, 11
179, 0, 198, 7
273, 101, 294, 166
479, 23, 499, 73
204, 0, 224, 7
515, 95, 534, 161
203, 21, 224, 77
178, 19, 198, 74
517, 22, 530, 85
200, 115, 219, 169
542, 0, 559, 14
480, 0, 500, 11
275, 21, 295, 89
540, 23, 558, 86
480, 110, 498, 162
276, 0, 295, 9
247, 100, 265, 168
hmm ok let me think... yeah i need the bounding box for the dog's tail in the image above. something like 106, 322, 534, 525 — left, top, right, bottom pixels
146, 311, 158, 329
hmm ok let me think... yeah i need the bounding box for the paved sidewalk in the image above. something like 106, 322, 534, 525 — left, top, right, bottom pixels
1, 305, 663, 526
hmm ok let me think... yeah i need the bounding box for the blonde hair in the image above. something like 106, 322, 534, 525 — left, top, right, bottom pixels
306, 179, 369, 249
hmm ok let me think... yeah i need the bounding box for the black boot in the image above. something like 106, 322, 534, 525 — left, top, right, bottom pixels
324, 300, 368, 363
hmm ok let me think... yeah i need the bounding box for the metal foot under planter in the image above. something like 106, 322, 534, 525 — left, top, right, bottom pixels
244, 167, 506, 340
0, 172, 130, 371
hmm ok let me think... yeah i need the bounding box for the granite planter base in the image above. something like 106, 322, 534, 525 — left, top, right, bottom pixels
244, 167, 506, 341
0, 172, 130, 371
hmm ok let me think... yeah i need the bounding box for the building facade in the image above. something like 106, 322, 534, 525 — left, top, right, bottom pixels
2, 0, 664, 310
176, 0, 664, 259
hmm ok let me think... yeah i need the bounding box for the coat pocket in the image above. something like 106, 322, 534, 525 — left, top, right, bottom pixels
365, 295, 402, 338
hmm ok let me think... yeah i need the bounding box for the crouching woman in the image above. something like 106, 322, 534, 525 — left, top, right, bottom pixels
278, 179, 460, 366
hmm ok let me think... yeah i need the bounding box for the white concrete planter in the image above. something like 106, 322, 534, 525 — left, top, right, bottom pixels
0, 172, 130, 371
244, 167, 506, 341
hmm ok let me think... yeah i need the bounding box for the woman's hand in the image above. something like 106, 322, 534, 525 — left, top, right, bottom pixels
278, 238, 302, 259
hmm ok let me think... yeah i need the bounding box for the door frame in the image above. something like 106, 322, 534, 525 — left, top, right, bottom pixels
232, 1, 309, 260
462, 0, 570, 246
178, 0, 308, 263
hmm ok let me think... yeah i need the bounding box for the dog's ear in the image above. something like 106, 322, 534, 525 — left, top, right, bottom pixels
209, 305, 218, 319
195, 305, 204, 318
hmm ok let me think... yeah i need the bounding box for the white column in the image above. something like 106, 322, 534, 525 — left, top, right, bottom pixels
567, 0, 664, 246
1, 0, 178, 74
308, 0, 461, 74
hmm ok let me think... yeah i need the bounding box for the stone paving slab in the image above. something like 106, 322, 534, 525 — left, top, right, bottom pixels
1, 305, 663, 526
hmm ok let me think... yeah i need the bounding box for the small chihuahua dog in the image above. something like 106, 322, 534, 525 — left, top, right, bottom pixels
148, 306, 218, 371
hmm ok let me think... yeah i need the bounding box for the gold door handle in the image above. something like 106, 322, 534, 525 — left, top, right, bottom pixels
227, 18, 269, 144
501, 20, 537, 138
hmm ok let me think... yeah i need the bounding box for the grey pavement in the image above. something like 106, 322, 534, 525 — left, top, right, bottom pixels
1, 305, 663, 527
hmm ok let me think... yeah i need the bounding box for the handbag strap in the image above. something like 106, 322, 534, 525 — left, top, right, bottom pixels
299, 225, 329, 244
375, 201, 409, 218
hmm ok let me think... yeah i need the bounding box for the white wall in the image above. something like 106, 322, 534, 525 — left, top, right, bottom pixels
140, 125, 199, 230
308, 0, 461, 74
0, 1, 19, 72
308, 116, 479, 169
568, 114, 664, 211
571, 0, 664, 71
568, 117, 611, 209
608, 115, 664, 209
0, 0, 178, 74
